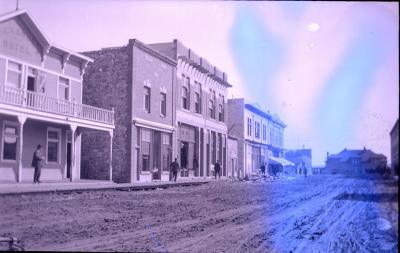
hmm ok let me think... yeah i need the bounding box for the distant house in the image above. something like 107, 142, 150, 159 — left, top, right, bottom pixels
325, 148, 387, 175
285, 149, 312, 175
390, 119, 398, 176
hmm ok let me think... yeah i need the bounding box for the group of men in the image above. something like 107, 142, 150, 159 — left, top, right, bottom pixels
169, 158, 222, 182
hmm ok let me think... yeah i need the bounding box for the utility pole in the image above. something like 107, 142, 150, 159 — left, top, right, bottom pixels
16, 0, 20, 10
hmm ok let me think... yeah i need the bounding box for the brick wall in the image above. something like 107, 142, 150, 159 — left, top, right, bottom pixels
82, 47, 132, 183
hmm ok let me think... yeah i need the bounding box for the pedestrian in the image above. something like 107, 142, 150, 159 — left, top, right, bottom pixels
170, 158, 179, 182
214, 160, 221, 180
31, 144, 44, 183
260, 163, 266, 177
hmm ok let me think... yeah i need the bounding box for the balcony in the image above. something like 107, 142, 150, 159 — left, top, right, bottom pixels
0, 86, 114, 125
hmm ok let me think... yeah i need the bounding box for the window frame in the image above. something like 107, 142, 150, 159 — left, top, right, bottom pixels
182, 86, 189, 110
58, 76, 70, 101
144, 86, 151, 113
1, 120, 19, 163
160, 92, 167, 117
6, 60, 22, 88
46, 127, 61, 164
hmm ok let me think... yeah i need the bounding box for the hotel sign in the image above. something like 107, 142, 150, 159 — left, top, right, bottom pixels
0, 18, 41, 61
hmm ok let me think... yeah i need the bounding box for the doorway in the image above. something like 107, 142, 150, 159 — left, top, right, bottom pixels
66, 143, 72, 179
180, 142, 188, 177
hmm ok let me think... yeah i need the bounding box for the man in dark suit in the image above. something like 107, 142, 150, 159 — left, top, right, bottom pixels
31, 144, 44, 183
214, 160, 221, 180
170, 158, 179, 182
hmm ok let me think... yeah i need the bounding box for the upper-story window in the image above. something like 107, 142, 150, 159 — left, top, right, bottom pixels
194, 82, 201, 114
182, 86, 189, 110
247, 118, 252, 137
255, 122, 260, 139
209, 99, 215, 119
195, 92, 201, 114
218, 104, 224, 122
262, 124, 267, 141
58, 77, 69, 100
182, 76, 190, 110
160, 92, 166, 117
144, 86, 151, 113
7, 61, 22, 88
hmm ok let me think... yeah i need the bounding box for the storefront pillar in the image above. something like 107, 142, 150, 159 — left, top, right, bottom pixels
109, 130, 113, 182
69, 124, 77, 182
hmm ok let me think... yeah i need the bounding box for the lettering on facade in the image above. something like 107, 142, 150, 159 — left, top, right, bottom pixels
0, 21, 40, 57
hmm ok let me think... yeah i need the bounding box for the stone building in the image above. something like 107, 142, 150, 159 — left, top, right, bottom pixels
325, 148, 387, 175
82, 39, 176, 183
0, 10, 114, 183
149, 40, 232, 178
390, 118, 398, 176
227, 98, 287, 177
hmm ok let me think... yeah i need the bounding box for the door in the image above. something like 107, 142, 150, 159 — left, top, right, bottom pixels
66, 143, 72, 179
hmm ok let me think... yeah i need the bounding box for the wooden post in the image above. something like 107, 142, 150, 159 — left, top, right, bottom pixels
17, 116, 26, 183
109, 130, 113, 182
69, 124, 77, 182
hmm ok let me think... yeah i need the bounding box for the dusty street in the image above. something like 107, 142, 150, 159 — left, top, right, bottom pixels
0, 175, 398, 252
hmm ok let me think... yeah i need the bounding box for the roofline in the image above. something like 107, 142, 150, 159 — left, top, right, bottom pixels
390, 118, 399, 134
129, 39, 177, 66
0, 9, 93, 63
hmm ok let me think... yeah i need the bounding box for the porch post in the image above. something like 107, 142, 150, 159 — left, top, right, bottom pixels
109, 130, 113, 182
17, 116, 26, 183
69, 124, 77, 182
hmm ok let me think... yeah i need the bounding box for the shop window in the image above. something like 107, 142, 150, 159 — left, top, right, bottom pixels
160, 92, 166, 116
58, 77, 69, 100
47, 128, 60, 163
7, 61, 22, 88
2, 122, 18, 161
142, 154, 150, 171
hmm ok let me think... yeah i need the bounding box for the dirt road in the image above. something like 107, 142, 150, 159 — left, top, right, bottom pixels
0, 175, 398, 252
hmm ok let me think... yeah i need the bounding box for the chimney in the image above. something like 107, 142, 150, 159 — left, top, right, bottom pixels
326, 152, 329, 158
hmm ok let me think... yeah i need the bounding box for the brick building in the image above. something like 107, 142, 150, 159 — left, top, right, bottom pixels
82, 39, 176, 183
390, 118, 398, 176
325, 148, 387, 175
149, 40, 232, 178
227, 98, 287, 177
0, 10, 114, 183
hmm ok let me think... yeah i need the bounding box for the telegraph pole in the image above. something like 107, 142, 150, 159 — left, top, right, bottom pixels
16, 0, 20, 10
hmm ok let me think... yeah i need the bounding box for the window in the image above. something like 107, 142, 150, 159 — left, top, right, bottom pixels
144, 86, 151, 112
247, 118, 252, 137
58, 77, 69, 100
255, 122, 260, 139
262, 124, 266, 141
47, 128, 60, 163
209, 100, 214, 119
7, 61, 22, 88
218, 104, 224, 122
182, 86, 189, 109
141, 129, 151, 171
162, 133, 170, 145
194, 92, 201, 113
2, 122, 18, 161
160, 92, 166, 116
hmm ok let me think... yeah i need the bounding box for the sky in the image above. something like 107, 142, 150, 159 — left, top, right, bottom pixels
1, 0, 398, 166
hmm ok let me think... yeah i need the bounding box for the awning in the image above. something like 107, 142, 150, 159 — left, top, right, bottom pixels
269, 156, 295, 166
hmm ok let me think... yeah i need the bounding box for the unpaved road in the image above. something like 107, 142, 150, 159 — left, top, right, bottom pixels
0, 175, 398, 252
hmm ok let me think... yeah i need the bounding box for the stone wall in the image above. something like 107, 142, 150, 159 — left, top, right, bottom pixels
82, 47, 132, 183
80, 129, 111, 180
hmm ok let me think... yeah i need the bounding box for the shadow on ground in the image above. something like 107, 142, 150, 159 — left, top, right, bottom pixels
335, 192, 398, 203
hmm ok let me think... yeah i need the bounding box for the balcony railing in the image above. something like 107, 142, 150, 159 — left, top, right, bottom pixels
0, 86, 114, 125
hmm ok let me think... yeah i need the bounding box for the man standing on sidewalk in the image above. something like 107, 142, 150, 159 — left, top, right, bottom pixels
214, 160, 221, 180
31, 144, 44, 183
170, 158, 179, 182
